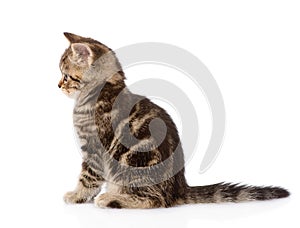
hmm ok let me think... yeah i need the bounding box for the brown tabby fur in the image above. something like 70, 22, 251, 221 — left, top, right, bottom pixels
58, 33, 289, 208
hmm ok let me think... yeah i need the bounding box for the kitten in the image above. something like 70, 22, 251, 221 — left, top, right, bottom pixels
58, 33, 289, 208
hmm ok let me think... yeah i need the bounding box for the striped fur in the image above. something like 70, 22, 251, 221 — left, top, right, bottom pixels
59, 33, 289, 208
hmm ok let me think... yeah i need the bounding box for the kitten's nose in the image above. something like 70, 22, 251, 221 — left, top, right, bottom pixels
58, 84, 61, 88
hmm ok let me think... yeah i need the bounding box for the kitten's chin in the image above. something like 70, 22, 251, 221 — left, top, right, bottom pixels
63, 90, 80, 99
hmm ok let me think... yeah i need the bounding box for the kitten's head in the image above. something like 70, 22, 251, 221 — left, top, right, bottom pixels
58, 33, 113, 98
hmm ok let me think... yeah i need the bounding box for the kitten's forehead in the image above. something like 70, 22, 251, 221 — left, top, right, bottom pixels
59, 48, 71, 72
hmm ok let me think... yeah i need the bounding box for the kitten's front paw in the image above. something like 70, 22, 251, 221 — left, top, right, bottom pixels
63, 191, 87, 204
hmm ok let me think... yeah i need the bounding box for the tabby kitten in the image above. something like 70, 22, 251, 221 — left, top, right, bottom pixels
58, 33, 289, 208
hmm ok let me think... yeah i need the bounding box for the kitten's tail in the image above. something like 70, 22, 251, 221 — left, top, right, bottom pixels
181, 182, 289, 204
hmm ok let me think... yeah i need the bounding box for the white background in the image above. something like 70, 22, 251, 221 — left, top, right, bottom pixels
0, 0, 299, 227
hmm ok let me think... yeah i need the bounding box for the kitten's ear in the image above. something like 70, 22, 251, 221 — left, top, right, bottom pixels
64, 32, 83, 43
70, 43, 94, 66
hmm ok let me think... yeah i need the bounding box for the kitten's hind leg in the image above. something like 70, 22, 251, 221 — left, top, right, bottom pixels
64, 162, 104, 204
94, 192, 163, 209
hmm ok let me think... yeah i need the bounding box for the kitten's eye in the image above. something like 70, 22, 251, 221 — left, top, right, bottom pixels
63, 74, 68, 82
